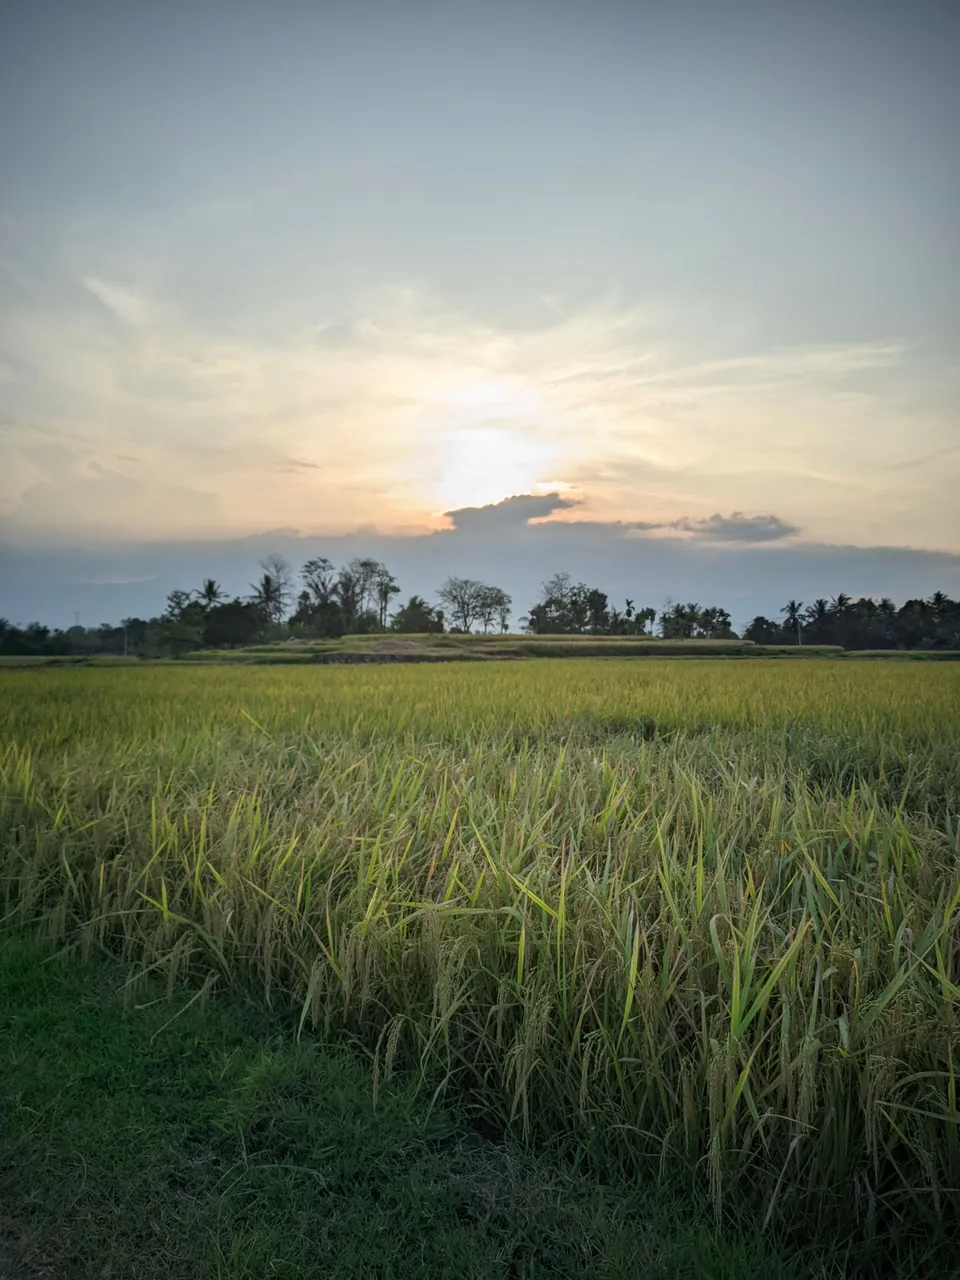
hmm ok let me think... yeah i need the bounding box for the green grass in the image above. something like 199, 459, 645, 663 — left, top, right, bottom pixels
1, 939, 840, 1279
1, 658, 959, 1267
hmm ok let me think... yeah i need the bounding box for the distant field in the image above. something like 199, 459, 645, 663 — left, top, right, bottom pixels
10, 632, 960, 669
0, 633, 853, 666
1, 658, 958, 1260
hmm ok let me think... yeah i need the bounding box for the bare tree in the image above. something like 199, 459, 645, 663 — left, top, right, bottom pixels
476, 585, 512, 634
437, 577, 484, 632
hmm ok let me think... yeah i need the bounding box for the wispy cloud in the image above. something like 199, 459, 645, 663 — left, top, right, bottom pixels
0, 271, 956, 550
81, 277, 147, 326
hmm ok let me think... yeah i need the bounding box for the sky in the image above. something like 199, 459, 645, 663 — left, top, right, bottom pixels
1, 0, 958, 628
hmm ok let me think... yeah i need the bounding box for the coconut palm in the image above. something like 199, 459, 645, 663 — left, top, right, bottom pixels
194, 578, 225, 609
250, 573, 285, 623
781, 599, 804, 645
928, 590, 950, 620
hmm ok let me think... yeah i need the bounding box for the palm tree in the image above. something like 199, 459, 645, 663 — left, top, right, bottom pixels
781, 600, 804, 645
928, 591, 949, 620
830, 593, 851, 616
194, 578, 225, 609
250, 573, 284, 624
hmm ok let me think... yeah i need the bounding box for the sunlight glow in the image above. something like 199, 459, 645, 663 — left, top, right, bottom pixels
434, 426, 556, 511
419, 378, 562, 510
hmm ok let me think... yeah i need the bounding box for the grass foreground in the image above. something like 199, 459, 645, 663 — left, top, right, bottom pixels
2, 658, 959, 1273
1, 939, 838, 1280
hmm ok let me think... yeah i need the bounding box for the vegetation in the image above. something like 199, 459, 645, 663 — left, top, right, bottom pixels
1, 659, 958, 1272
746, 591, 960, 651
1, 548, 957, 658
0, 938, 840, 1280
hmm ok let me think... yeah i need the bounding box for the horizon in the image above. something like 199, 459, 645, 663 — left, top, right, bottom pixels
2, 0, 958, 627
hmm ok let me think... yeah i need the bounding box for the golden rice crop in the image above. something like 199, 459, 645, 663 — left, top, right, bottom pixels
2, 658, 958, 1232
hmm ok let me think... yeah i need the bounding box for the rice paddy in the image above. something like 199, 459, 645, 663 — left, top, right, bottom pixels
2, 658, 958, 1249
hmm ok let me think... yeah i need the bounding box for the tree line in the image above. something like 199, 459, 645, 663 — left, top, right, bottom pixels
745, 593, 960, 651
1, 554, 957, 656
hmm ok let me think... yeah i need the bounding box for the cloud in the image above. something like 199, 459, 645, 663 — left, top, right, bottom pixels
0, 268, 956, 551
2, 445, 222, 542
74, 574, 158, 586
443, 491, 580, 531
671, 511, 799, 542
438, 494, 798, 545
81, 277, 147, 326
277, 456, 322, 473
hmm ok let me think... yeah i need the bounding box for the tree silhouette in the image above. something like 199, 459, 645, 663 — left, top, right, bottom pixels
437, 577, 485, 632
194, 578, 225, 609
250, 573, 285, 623
256, 556, 292, 622
781, 600, 804, 645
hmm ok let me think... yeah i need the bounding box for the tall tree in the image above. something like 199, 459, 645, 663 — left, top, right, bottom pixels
334, 565, 361, 630
781, 600, 804, 645
830, 593, 852, 616
250, 573, 285, 624
437, 577, 485, 632
373, 565, 401, 628
586, 588, 609, 634
635, 607, 657, 635
258, 555, 293, 621
301, 557, 336, 605
164, 589, 194, 621
475, 585, 512, 634
349, 558, 381, 618
194, 578, 225, 609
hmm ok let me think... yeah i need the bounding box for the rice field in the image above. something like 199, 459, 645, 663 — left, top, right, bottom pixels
2, 659, 959, 1240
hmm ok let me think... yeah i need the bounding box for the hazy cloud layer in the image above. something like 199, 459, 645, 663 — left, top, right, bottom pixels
3, 512, 958, 632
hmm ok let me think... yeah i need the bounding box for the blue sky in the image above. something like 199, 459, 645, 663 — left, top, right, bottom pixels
1, 0, 958, 626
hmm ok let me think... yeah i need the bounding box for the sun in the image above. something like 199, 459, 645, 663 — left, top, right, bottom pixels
434, 425, 557, 510
425, 379, 560, 511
